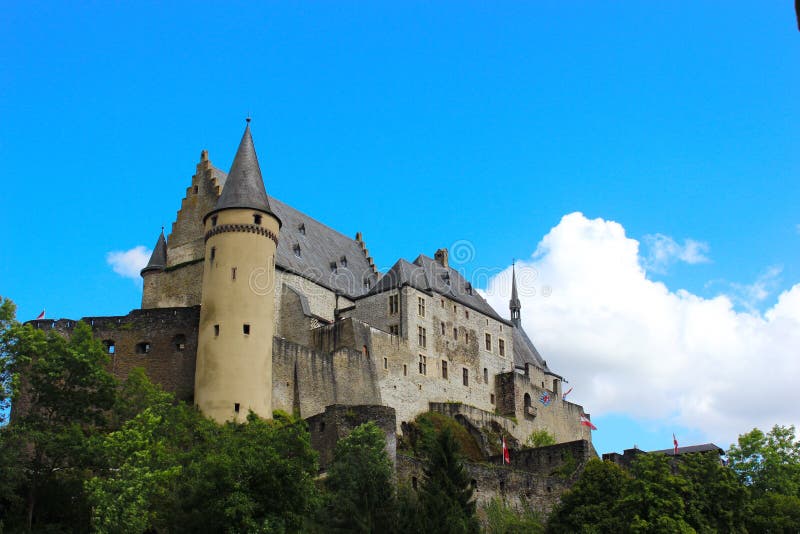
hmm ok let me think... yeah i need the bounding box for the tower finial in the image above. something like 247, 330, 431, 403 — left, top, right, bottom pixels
510, 261, 521, 326
246, 115, 251, 124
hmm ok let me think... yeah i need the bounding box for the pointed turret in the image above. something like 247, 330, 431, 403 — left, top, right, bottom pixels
141, 229, 167, 275
510, 262, 521, 326
206, 120, 276, 222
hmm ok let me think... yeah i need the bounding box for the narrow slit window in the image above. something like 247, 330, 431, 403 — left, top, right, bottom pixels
462, 368, 469, 386
210, 247, 216, 261
231, 267, 237, 280
234, 403, 240, 414
243, 324, 250, 335
442, 360, 448, 379
484, 367, 488, 383
383, 357, 388, 370
253, 214, 262, 225
214, 324, 220, 337
211, 215, 218, 227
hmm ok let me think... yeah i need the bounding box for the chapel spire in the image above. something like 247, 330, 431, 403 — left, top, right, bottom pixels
510, 261, 521, 327
207, 119, 275, 220
140, 228, 167, 275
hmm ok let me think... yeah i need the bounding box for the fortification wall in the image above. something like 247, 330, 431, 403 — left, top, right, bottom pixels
141, 260, 205, 309
28, 307, 200, 402
306, 404, 396, 469
271, 337, 381, 419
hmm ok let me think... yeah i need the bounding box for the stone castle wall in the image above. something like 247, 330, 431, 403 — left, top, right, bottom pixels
29, 307, 200, 402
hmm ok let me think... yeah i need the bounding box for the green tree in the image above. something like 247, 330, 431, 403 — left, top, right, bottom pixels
418, 427, 480, 534
678, 451, 748, 533
526, 429, 556, 448
4, 318, 117, 531
322, 422, 397, 533
169, 411, 320, 533
728, 424, 800, 497
484, 497, 544, 533
547, 458, 630, 533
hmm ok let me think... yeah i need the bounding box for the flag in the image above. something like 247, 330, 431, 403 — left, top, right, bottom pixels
562, 387, 573, 400
580, 415, 597, 430
673, 433, 678, 455
502, 435, 510, 465
35, 309, 45, 320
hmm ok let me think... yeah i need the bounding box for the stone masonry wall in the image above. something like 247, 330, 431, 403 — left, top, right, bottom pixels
28, 307, 200, 402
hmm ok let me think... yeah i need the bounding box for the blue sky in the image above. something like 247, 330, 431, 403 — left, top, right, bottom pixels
2, 2, 798, 454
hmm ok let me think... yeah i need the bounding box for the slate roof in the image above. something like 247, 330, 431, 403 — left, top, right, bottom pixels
366, 254, 510, 324
208, 123, 275, 220
141, 230, 167, 274
650, 443, 724, 456
512, 325, 553, 374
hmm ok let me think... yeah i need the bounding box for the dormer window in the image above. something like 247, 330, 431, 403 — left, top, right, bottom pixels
330, 262, 337, 272
363, 279, 370, 289
293, 244, 301, 258
466, 283, 473, 295
253, 214, 262, 226
298, 223, 306, 235
340, 256, 347, 268
211, 215, 218, 227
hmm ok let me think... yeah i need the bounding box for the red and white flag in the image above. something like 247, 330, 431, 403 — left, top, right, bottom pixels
580, 415, 597, 430
35, 309, 45, 320
673, 433, 679, 455
562, 387, 573, 400
502, 436, 510, 465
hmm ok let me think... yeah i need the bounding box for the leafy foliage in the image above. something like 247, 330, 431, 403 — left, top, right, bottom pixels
418, 427, 481, 534
484, 497, 544, 533
526, 429, 556, 448
322, 422, 396, 533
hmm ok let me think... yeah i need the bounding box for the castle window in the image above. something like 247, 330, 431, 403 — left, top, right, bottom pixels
490, 393, 495, 405
210, 247, 216, 261
231, 267, 237, 280
214, 324, 220, 337
485, 333, 492, 352
466, 283, 473, 295
243, 324, 250, 335
453, 327, 458, 340
462, 368, 469, 386
330, 262, 337, 272
484, 367, 488, 383
486, 318, 489, 326
173, 334, 186, 351
103, 340, 115, 354
298, 223, 306, 235
363, 345, 369, 359
363, 279, 370, 289
388, 294, 399, 315
418, 326, 427, 348
389, 324, 399, 336
320, 421, 325, 432
454, 305, 458, 313
135, 342, 151, 354
253, 214, 262, 225
194, 185, 199, 194
412, 477, 418, 490
465, 330, 469, 343
234, 403, 240, 414
293, 244, 301, 257
465, 310, 470, 319
524, 393, 532, 414
340, 256, 347, 267
440, 322, 445, 335
211, 215, 218, 227
419, 355, 427, 375
441, 299, 445, 307
403, 364, 408, 376
442, 360, 448, 379
418, 297, 425, 317
499, 339, 505, 357
383, 357, 388, 370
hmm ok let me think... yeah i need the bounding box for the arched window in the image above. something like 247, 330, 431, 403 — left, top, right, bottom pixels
135, 342, 151, 354
524, 393, 532, 413
173, 334, 186, 351
362, 345, 369, 359
103, 340, 115, 354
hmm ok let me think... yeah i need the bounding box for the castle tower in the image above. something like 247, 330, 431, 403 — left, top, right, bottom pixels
510, 262, 521, 327
194, 120, 281, 423
140, 229, 167, 307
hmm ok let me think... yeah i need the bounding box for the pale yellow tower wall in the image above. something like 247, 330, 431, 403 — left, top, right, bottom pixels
195, 208, 280, 423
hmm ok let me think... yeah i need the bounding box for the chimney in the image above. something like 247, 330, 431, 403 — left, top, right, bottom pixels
434, 248, 449, 269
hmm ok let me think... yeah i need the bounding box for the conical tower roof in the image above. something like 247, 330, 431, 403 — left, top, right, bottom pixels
207, 120, 276, 220
141, 229, 167, 275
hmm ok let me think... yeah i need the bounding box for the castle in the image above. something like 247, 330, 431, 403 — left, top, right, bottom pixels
31, 121, 593, 450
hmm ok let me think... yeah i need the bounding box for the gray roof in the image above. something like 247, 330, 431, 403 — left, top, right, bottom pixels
366, 254, 510, 324
510, 264, 521, 315
208, 122, 275, 220
512, 324, 553, 374
650, 443, 724, 456
269, 197, 378, 298
141, 230, 167, 274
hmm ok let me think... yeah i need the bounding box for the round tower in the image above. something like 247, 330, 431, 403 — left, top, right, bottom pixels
194, 120, 281, 423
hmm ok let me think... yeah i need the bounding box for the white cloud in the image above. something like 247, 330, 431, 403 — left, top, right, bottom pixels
483, 212, 800, 448
642, 233, 710, 273
106, 246, 151, 280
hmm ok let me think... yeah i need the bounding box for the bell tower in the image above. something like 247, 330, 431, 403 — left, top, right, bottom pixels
194, 119, 281, 422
